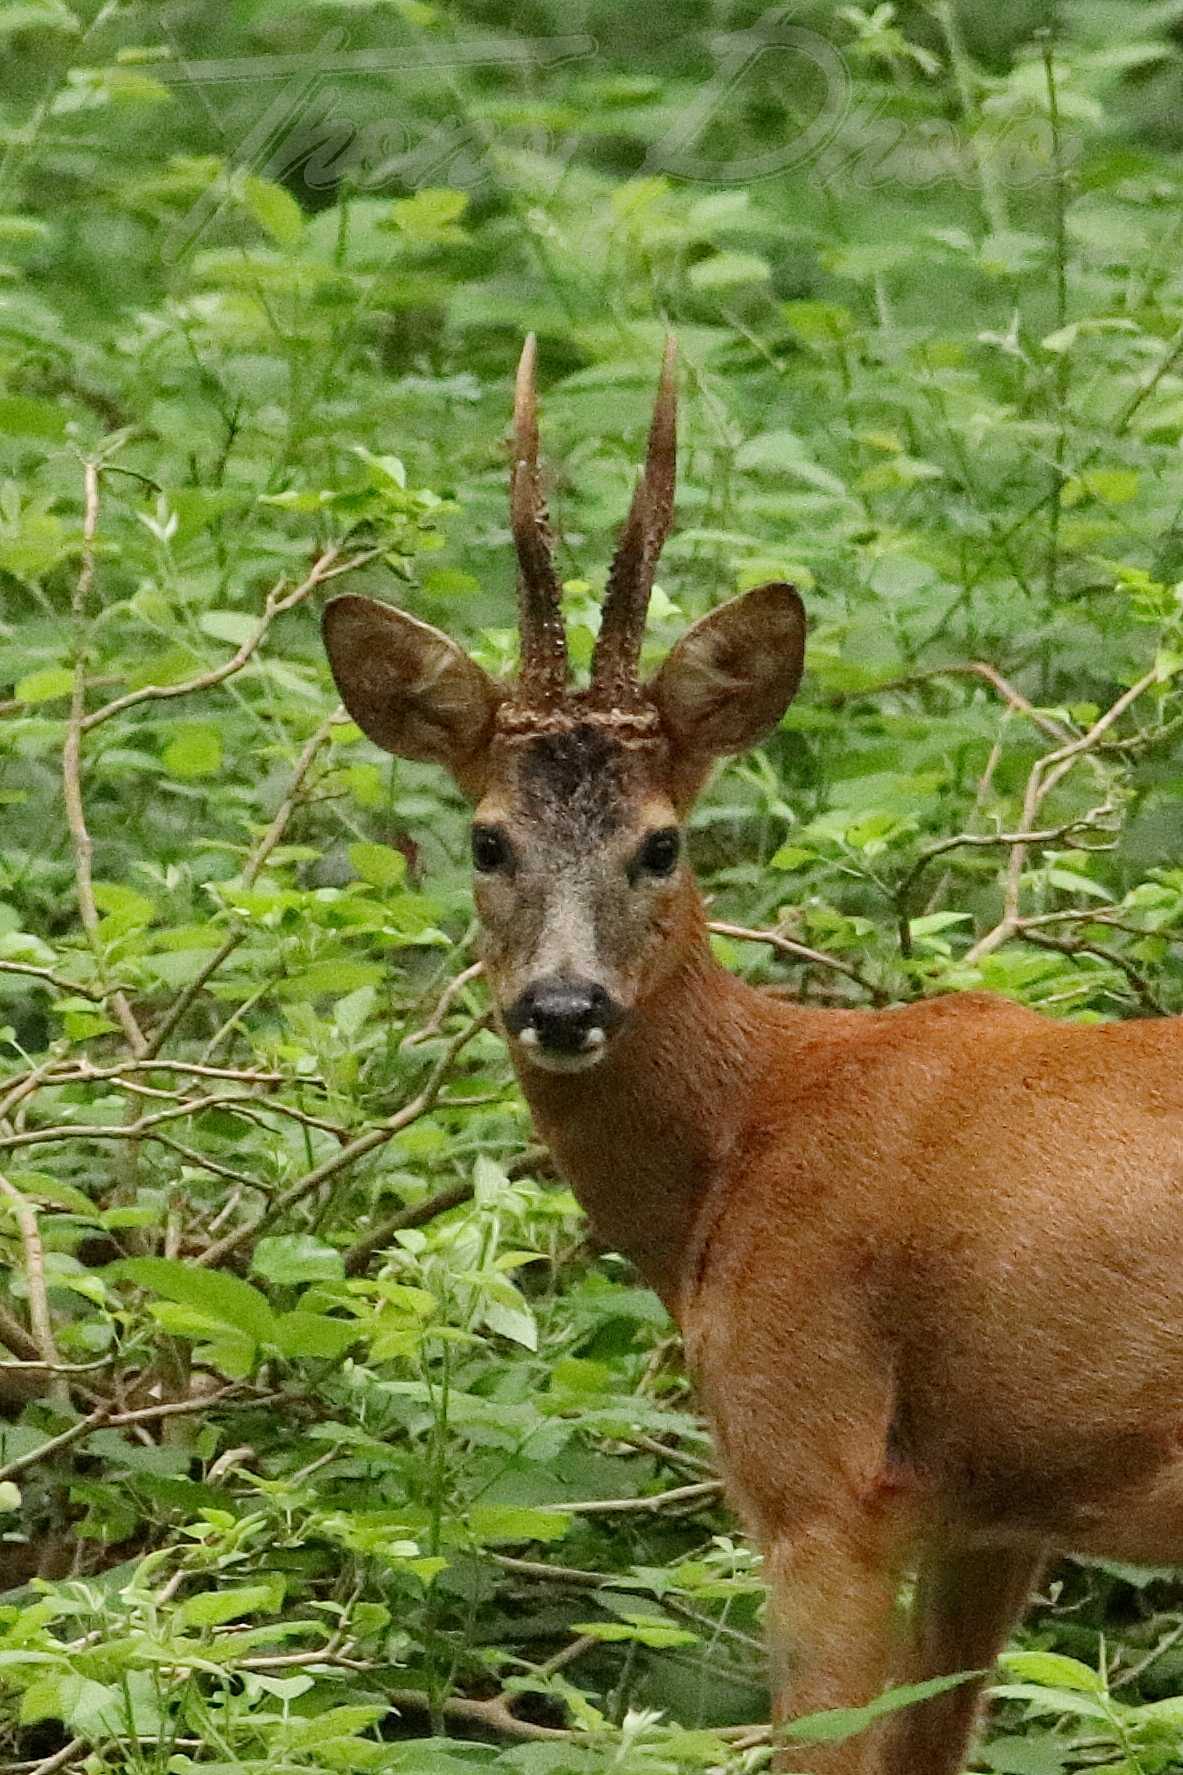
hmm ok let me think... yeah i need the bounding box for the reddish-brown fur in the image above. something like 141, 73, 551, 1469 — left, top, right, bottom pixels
516, 878, 1183, 1771
322, 341, 1183, 1774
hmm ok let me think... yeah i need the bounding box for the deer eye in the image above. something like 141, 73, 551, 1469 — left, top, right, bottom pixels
472, 825, 512, 874
635, 827, 680, 879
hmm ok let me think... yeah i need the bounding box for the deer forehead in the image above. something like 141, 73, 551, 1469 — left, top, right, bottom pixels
480, 723, 675, 849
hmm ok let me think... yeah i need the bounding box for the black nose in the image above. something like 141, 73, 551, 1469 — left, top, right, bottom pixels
506, 979, 622, 1055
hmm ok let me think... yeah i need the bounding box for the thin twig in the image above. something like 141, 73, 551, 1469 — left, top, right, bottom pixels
62, 460, 146, 1055
536, 1480, 724, 1516
1115, 1618, 1183, 1689
79, 549, 374, 732
967, 667, 1159, 963
244, 710, 346, 889
1017, 928, 1165, 1016
491, 1553, 608, 1588
403, 961, 486, 1048
0, 1356, 112, 1375
0, 1388, 281, 1484
894, 806, 1116, 956
0, 960, 117, 1002
0, 1056, 68, 1126
838, 659, 1072, 744
343, 1181, 474, 1275
0, 1304, 40, 1362
709, 922, 887, 1005
24, 1739, 85, 1775
0, 1092, 311, 1153
616, 1430, 715, 1478
343, 1144, 550, 1276
0, 1172, 66, 1405
387, 1687, 575, 1743
144, 711, 344, 1058
196, 1011, 492, 1268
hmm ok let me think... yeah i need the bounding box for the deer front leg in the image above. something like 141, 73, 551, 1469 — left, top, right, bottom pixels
882, 1542, 1044, 1775
764, 1512, 910, 1775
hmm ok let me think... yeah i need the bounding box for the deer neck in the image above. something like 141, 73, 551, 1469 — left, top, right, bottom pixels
508, 898, 768, 1312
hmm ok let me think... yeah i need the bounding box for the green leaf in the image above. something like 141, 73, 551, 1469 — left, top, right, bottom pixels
270, 1311, 360, 1360
388, 187, 468, 242
467, 1506, 573, 1545
571, 1613, 699, 1648
1062, 468, 1140, 507
782, 1671, 984, 1744
276, 959, 385, 1000
240, 176, 304, 245
199, 610, 258, 645
162, 722, 223, 779
13, 665, 72, 703
0, 394, 68, 438
0, 4, 79, 38
347, 841, 407, 888
480, 1278, 538, 1350
997, 1651, 1105, 1693
116, 1257, 275, 1341
688, 250, 770, 289
286, 1703, 389, 1744
252, 1235, 344, 1285
770, 844, 816, 870
91, 881, 157, 925
181, 1583, 281, 1627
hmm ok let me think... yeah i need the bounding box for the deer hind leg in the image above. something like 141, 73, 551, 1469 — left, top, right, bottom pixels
883, 1542, 1044, 1775
764, 1514, 911, 1775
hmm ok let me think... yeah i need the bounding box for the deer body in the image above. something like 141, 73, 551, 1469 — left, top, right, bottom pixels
520, 923, 1183, 1771
323, 338, 1183, 1774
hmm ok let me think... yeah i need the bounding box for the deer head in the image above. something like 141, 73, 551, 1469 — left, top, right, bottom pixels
323, 337, 806, 1073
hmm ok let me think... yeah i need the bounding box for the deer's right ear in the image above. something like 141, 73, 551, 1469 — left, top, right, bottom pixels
322, 595, 502, 792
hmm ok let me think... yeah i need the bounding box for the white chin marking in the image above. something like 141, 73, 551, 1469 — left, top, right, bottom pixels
518, 1027, 540, 1048
521, 1041, 608, 1075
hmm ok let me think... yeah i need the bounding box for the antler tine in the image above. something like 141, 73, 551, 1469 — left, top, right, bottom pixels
589, 335, 677, 708
510, 333, 567, 704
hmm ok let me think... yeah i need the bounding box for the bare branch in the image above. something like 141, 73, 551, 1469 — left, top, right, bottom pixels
387, 1687, 575, 1743
0, 960, 117, 1002
196, 1010, 492, 1268
144, 709, 345, 1057
402, 960, 486, 1048
1016, 927, 1166, 1017
0, 1172, 66, 1405
839, 659, 1073, 744
0, 1302, 41, 1362
967, 667, 1159, 964
894, 805, 1117, 955
63, 461, 146, 1056
79, 549, 375, 733
536, 1479, 723, 1515
0, 1388, 281, 1485
23, 1739, 85, 1775
342, 1144, 550, 1276
0, 1091, 305, 1153
709, 921, 888, 1005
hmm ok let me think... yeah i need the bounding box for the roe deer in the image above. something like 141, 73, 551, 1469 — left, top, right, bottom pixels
323, 337, 1183, 1775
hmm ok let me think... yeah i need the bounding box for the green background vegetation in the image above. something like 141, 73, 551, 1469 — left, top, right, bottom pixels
6, 1, 1183, 1769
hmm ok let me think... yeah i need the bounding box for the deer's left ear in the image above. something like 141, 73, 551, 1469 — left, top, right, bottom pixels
323, 594, 502, 796
652, 582, 805, 764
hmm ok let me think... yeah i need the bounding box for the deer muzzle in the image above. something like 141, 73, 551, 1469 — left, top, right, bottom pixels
504, 977, 625, 1072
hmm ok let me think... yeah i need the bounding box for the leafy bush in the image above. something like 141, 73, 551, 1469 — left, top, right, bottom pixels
5, 3, 1183, 1770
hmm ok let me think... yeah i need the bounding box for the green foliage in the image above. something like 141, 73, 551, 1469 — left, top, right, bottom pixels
4, 1, 1183, 1770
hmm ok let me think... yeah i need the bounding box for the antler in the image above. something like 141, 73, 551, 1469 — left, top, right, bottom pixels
589, 336, 677, 709
510, 333, 567, 705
